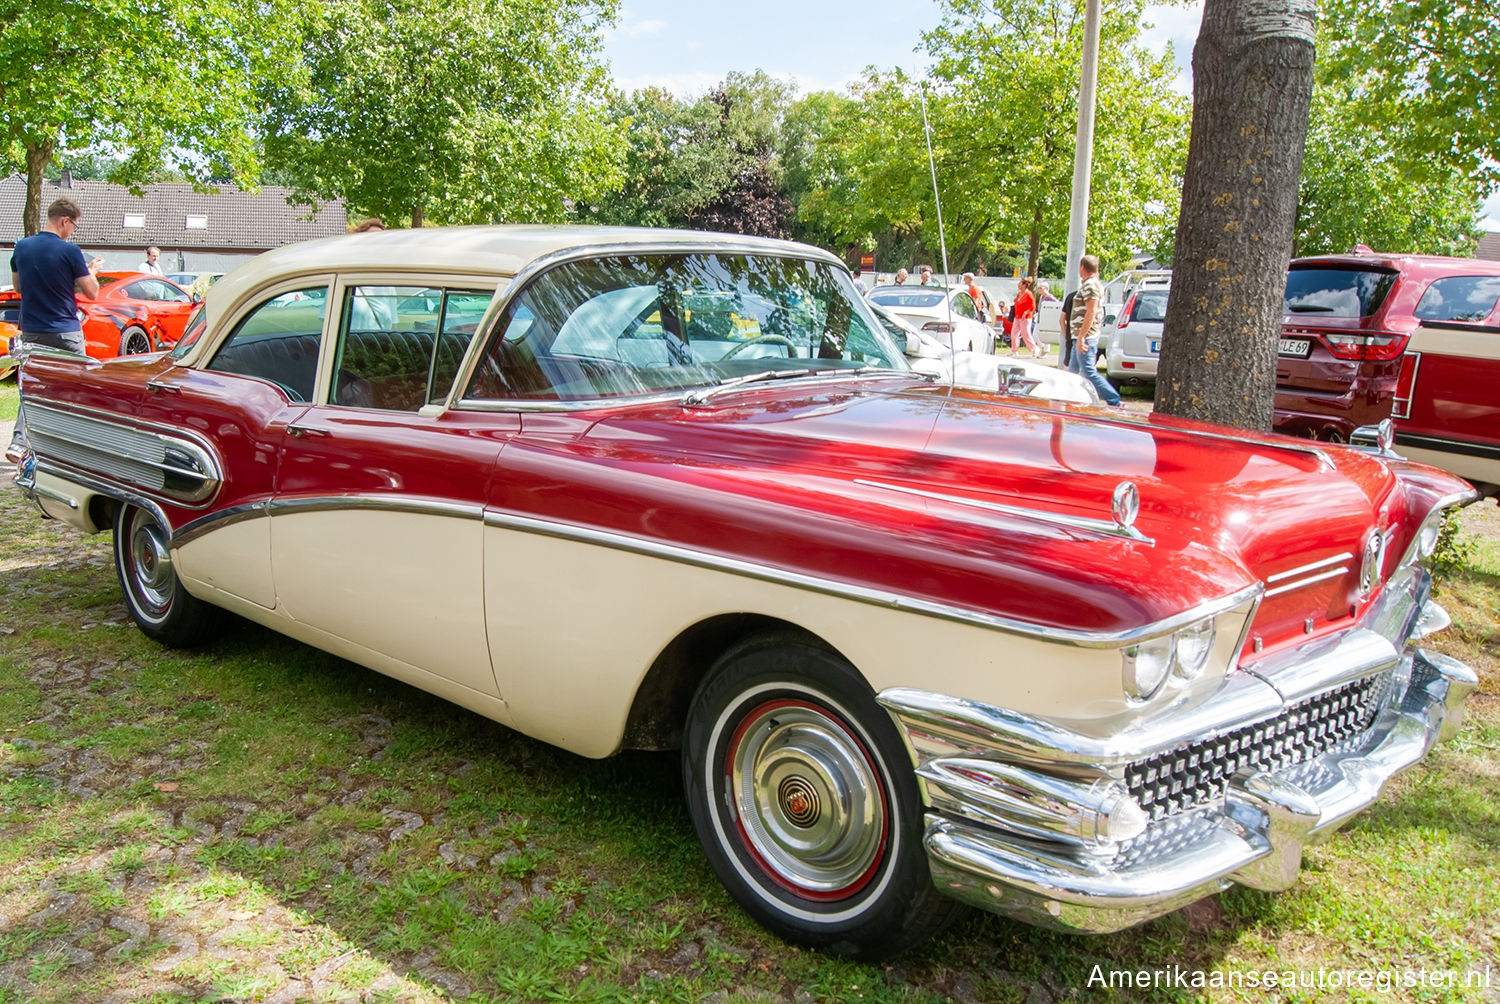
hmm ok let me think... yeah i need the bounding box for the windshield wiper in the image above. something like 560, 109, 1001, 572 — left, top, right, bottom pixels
680, 367, 927, 406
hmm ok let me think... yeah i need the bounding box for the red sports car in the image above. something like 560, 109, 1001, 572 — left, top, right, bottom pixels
1, 270, 197, 359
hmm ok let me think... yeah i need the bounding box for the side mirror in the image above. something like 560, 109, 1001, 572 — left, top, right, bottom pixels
191, 293, 203, 303
905, 332, 922, 357
1104, 313, 1117, 326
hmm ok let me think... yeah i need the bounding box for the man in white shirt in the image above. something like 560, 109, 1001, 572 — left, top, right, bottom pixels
138, 247, 163, 275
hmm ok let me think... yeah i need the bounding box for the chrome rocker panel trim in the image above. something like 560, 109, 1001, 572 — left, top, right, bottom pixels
882, 642, 1476, 933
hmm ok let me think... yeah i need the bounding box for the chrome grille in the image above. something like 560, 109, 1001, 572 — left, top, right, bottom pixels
1124, 674, 1385, 820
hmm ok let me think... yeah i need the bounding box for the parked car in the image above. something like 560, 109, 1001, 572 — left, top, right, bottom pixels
1273, 251, 1500, 495
167, 271, 226, 298
1103, 284, 1170, 382
869, 301, 1097, 404
10, 226, 1477, 958
0, 270, 198, 359
866, 284, 994, 353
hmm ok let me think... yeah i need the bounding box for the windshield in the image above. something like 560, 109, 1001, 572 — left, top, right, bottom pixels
869, 289, 946, 309
1284, 266, 1397, 318
463, 252, 906, 402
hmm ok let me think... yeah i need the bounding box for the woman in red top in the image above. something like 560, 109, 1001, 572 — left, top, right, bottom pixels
1010, 276, 1041, 357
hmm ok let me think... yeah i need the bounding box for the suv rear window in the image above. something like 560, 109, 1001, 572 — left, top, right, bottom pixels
1413, 275, 1500, 323
1284, 267, 1397, 318
1133, 290, 1168, 323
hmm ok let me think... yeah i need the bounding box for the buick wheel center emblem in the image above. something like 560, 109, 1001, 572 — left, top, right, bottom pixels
779, 776, 821, 827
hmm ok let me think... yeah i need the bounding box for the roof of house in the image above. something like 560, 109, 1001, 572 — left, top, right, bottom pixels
1477, 231, 1500, 261
0, 174, 347, 251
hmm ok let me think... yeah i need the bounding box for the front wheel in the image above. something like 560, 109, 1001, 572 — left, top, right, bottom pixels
682, 634, 963, 959
113, 504, 219, 647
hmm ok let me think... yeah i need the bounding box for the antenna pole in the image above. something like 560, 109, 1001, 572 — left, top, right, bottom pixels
920, 84, 960, 364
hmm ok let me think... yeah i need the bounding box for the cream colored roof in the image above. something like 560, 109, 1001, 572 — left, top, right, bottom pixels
204, 224, 843, 318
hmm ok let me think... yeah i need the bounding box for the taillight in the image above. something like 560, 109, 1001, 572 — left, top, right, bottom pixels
923, 321, 953, 334
1117, 294, 1137, 331
1393, 353, 1420, 419
1318, 330, 1409, 361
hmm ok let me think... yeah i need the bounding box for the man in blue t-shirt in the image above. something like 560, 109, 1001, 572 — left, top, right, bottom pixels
9, 197, 101, 353
8, 198, 102, 454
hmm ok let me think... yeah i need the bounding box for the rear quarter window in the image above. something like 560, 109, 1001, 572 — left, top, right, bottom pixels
1413, 275, 1500, 323
1284, 267, 1398, 318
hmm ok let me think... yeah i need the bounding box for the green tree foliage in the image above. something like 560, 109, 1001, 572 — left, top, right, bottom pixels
583, 71, 795, 238
1, 0, 288, 233
1318, 0, 1498, 188
1295, 86, 1483, 257
261, 0, 624, 228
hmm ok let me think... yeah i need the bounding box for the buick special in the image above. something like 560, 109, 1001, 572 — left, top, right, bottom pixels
8, 226, 1479, 958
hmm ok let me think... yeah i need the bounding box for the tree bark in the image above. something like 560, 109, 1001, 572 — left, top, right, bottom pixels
23, 139, 56, 237
411, 204, 425, 229
1154, 0, 1316, 431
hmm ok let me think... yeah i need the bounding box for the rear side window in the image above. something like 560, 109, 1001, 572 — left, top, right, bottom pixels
206, 287, 329, 402
1133, 290, 1169, 323
1284, 267, 1397, 318
1413, 275, 1500, 323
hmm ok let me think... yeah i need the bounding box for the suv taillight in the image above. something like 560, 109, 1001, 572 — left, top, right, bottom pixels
1320, 330, 1409, 361
1117, 294, 1137, 331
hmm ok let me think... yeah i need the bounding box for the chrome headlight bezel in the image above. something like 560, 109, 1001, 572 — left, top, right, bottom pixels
1121, 609, 1240, 705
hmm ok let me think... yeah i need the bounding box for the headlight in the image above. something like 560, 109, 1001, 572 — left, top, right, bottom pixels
1414, 516, 1442, 561
1123, 616, 1219, 701
1123, 635, 1174, 701
1173, 619, 1216, 681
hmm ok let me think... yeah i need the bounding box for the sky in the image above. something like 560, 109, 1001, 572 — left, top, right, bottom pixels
601, 0, 1500, 231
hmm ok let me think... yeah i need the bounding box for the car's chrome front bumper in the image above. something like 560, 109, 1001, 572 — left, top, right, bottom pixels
880, 635, 1476, 933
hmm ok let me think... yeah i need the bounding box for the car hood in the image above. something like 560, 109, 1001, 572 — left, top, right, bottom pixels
495, 379, 1465, 648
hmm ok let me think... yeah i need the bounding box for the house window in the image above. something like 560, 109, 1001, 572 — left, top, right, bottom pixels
185, 215, 208, 230
123, 214, 145, 229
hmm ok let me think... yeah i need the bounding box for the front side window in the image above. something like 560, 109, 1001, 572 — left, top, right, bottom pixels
1284, 267, 1398, 318
170, 306, 207, 359
332, 285, 492, 411
205, 286, 329, 401
1413, 275, 1500, 323
464, 253, 903, 402
125, 278, 191, 303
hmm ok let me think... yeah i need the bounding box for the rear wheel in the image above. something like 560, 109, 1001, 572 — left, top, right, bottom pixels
120, 326, 153, 355
682, 634, 963, 959
113, 504, 219, 647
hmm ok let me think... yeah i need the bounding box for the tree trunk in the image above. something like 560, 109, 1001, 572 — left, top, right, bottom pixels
411, 204, 425, 228
23, 139, 56, 236
1027, 207, 1042, 277
1154, 0, 1316, 431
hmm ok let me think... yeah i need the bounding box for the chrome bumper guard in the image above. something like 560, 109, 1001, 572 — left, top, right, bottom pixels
880, 637, 1476, 933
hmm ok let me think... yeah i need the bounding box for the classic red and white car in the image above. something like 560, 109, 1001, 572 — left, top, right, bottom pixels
9, 227, 1478, 958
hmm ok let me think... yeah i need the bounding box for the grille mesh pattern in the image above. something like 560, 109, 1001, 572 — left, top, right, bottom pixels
1124, 675, 1385, 820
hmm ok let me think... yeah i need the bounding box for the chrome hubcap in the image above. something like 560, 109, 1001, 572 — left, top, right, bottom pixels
729, 701, 885, 897
129, 518, 174, 613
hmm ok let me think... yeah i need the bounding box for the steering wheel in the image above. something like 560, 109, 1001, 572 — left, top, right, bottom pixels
721, 334, 796, 360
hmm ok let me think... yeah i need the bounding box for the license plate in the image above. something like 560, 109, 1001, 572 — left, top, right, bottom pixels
1148, 340, 1160, 353
1278, 338, 1311, 357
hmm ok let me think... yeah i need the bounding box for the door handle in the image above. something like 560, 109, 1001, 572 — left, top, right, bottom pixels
287, 424, 331, 438
146, 380, 180, 394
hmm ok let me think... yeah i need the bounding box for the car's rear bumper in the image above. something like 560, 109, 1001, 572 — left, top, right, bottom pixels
880, 583, 1475, 932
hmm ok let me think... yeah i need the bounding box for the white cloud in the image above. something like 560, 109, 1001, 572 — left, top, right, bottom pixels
617, 17, 665, 37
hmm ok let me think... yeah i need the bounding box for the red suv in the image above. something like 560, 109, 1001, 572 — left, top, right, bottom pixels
1274, 250, 1500, 494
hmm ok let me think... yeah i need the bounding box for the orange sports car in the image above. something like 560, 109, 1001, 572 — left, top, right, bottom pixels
1, 270, 198, 359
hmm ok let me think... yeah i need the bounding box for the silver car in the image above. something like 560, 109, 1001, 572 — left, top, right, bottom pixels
1104, 285, 1169, 383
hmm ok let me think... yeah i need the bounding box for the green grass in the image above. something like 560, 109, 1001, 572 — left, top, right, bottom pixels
0, 484, 1496, 1002
0, 381, 15, 421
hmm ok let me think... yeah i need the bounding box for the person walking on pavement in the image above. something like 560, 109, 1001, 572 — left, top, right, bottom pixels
1058, 289, 1077, 369
137, 246, 163, 274
1010, 276, 1042, 357
918, 265, 936, 286
8, 198, 102, 453
1066, 255, 1121, 406
894, 267, 909, 285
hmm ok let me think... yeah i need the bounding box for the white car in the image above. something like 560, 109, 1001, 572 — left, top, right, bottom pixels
870, 302, 1098, 405
866, 285, 994, 354
1104, 285, 1169, 383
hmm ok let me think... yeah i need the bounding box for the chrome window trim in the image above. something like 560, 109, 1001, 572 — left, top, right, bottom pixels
449, 241, 880, 411
482, 509, 1260, 648
855, 479, 1155, 545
